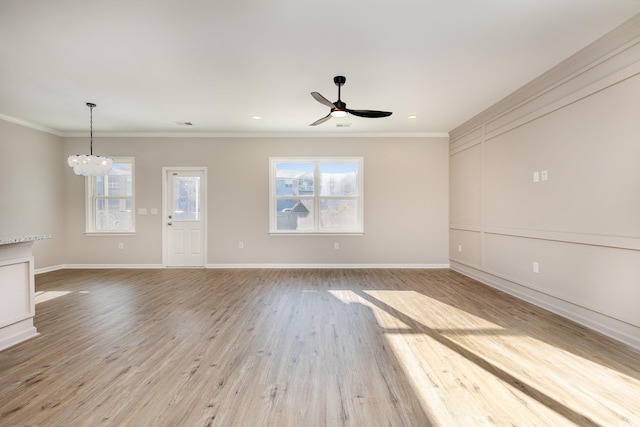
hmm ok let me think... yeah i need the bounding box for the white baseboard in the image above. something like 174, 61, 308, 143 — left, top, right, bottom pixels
35, 264, 65, 275
450, 261, 640, 351
36, 263, 449, 272
206, 263, 450, 269
36, 264, 165, 273
0, 324, 39, 352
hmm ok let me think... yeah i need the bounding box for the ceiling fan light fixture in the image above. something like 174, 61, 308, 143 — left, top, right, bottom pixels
330, 110, 348, 118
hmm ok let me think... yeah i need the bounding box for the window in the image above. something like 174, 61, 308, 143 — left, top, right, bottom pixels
86, 157, 134, 233
270, 157, 363, 234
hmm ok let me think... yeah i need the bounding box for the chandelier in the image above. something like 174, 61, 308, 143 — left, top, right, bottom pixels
67, 102, 113, 176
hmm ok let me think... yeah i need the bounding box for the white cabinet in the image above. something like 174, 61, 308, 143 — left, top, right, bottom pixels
0, 235, 49, 351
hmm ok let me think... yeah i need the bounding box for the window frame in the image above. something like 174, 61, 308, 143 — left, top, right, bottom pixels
85, 157, 135, 235
269, 157, 364, 235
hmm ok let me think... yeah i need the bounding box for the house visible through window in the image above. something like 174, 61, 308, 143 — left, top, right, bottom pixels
270, 157, 363, 234
86, 157, 134, 233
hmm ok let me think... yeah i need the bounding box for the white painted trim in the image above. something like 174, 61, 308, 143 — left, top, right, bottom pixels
35, 265, 65, 275
61, 131, 450, 138
58, 264, 165, 269
450, 225, 640, 252
207, 263, 450, 269
484, 59, 640, 143
450, 261, 640, 351
36, 263, 449, 270
483, 226, 640, 252
0, 325, 39, 352
450, 13, 640, 140
0, 114, 62, 136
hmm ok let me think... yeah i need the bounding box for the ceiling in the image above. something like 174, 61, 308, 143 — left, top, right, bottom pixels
1, 1, 640, 136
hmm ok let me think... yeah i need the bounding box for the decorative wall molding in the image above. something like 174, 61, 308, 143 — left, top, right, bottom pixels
450, 13, 640, 142
449, 14, 640, 349
450, 224, 640, 252
451, 261, 640, 351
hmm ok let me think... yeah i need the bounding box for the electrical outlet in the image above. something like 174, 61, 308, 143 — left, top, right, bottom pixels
118, 242, 124, 249
541, 170, 548, 181
533, 262, 539, 273
334, 242, 339, 250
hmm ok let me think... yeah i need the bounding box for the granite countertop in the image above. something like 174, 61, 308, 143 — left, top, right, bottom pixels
0, 234, 52, 246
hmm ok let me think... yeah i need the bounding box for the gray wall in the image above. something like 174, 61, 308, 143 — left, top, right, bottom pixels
0, 120, 65, 269
62, 136, 450, 267
449, 15, 640, 349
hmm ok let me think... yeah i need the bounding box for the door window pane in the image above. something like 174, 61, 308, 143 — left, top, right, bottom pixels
172, 176, 201, 221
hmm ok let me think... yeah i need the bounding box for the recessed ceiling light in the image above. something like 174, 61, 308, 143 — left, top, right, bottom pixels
408, 114, 418, 120
251, 115, 262, 120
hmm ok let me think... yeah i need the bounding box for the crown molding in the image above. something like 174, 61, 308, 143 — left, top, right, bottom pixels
0, 113, 62, 136
60, 131, 449, 139
450, 12, 640, 141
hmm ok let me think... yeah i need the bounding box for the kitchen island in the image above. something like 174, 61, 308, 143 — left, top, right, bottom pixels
0, 234, 50, 350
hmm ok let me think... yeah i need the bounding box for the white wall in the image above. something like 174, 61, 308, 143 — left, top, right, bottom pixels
0, 119, 65, 269
63, 136, 450, 267
449, 15, 640, 349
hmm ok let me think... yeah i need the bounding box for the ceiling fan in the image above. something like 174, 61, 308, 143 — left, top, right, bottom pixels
309, 76, 392, 126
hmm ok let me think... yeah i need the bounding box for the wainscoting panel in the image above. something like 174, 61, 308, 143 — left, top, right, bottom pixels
449, 14, 640, 349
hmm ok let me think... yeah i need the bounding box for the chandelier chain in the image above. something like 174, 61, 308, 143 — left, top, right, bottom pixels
89, 103, 94, 156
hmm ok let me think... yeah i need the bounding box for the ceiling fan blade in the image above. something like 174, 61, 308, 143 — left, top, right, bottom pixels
309, 113, 332, 126
311, 92, 335, 108
347, 109, 392, 118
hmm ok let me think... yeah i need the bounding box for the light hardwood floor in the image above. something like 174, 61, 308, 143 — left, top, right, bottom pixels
0, 268, 639, 426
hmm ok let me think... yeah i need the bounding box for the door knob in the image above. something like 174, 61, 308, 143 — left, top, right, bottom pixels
168, 222, 172, 226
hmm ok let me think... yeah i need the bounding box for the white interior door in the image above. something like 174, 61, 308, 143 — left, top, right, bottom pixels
164, 168, 206, 267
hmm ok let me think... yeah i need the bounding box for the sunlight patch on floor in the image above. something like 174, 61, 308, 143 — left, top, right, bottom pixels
35, 290, 71, 304
362, 290, 640, 426
328, 289, 411, 330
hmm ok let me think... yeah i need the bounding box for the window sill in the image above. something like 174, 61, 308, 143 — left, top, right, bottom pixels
85, 232, 136, 237
269, 232, 364, 236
